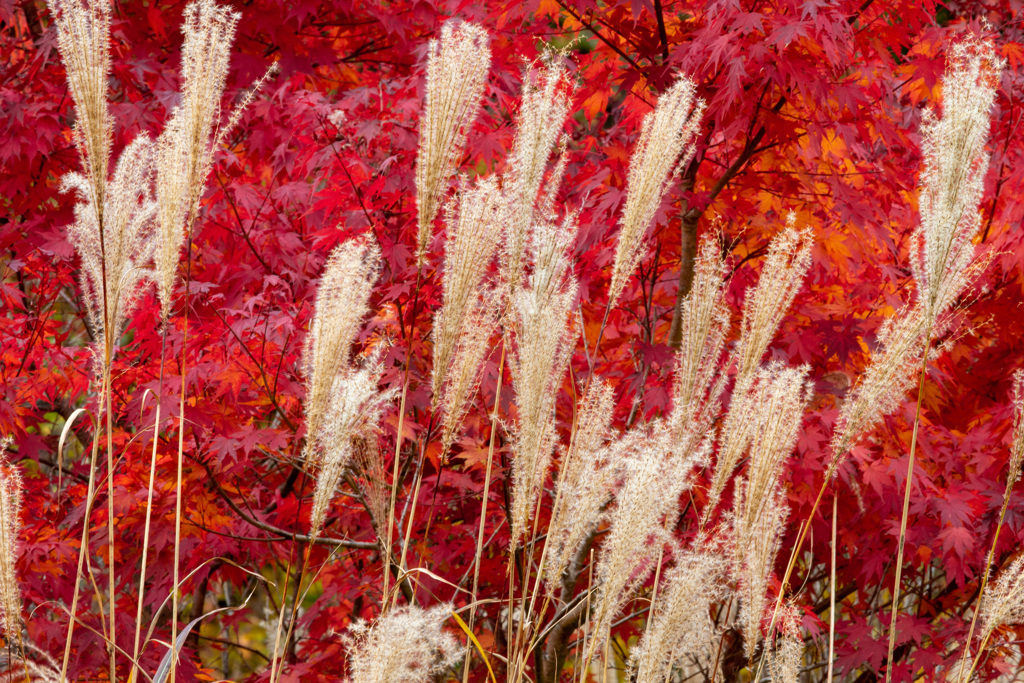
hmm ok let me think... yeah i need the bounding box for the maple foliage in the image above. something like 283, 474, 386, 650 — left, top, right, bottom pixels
2, 0, 1024, 681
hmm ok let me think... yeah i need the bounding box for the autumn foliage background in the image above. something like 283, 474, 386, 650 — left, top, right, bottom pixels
3, 0, 1024, 680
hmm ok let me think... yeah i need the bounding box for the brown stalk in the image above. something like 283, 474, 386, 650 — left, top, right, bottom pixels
884, 327, 932, 683
463, 343, 505, 683
129, 331, 168, 683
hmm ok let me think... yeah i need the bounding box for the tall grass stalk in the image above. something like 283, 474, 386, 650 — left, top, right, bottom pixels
129, 332, 167, 683
883, 332, 931, 683
462, 344, 505, 683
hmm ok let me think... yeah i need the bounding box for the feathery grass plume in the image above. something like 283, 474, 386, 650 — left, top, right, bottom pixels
302, 237, 381, 465
910, 39, 1002, 328
352, 436, 389, 539
438, 290, 501, 455
769, 603, 803, 683
974, 556, 1024, 657
506, 214, 579, 546
734, 218, 812, 383
0, 438, 21, 639
607, 75, 705, 309
629, 549, 726, 683
432, 177, 504, 400
668, 237, 730, 435
414, 21, 491, 264
732, 364, 810, 565
705, 223, 811, 517
588, 427, 711, 661
154, 0, 240, 321
1009, 371, 1024, 487
500, 59, 573, 291
61, 134, 157, 360
544, 379, 618, 592
47, 0, 111, 215
344, 604, 460, 683
0, 643, 66, 683
309, 349, 395, 541
828, 306, 929, 471
738, 487, 789, 659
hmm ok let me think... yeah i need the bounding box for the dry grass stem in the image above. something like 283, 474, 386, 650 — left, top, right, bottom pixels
608, 76, 705, 308
415, 21, 491, 264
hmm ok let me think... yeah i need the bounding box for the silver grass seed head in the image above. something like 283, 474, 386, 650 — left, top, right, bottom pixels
735, 217, 812, 383
608, 75, 705, 309
589, 427, 710, 660
544, 379, 618, 592
47, 0, 112, 214
500, 58, 574, 292
155, 0, 241, 321
302, 237, 381, 466
911, 38, 1002, 326
731, 364, 811, 565
432, 177, 504, 401
344, 604, 460, 683
829, 306, 930, 472
670, 237, 730, 434
506, 212, 580, 547
738, 487, 788, 660
769, 602, 803, 683
1009, 370, 1024, 489
438, 288, 501, 457
309, 347, 395, 541
415, 21, 491, 265
0, 438, 22, 640
61, 134, 157, 367
979, 555, 1024, 644
629, 548, 727, 683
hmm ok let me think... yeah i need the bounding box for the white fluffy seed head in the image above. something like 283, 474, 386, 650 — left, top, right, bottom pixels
47, 0, 112, 216
734, 217, 812, 383
608, 76, 705, 309
629, 548, 727, 683
669, 237, 730, 435
432, 177, 504, 401
979, 555, 1024, 646
302, 237, 381, 465
544, 379, 618, 592
415, 21, 491, 265
309, 348, 395, 541
737, 487, 788, 659
911, 38, 1002, 326
588, 426, 710, 661
506, 214, 579, 547
155, 0, 240, 321
0, 437, 22, 640
437, 289, 501, 456
61, 134, 157, 369
829, 306, 929, 472
344, 604, 460, 683
500, 58, 574, 292
731, 364, 811, 563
